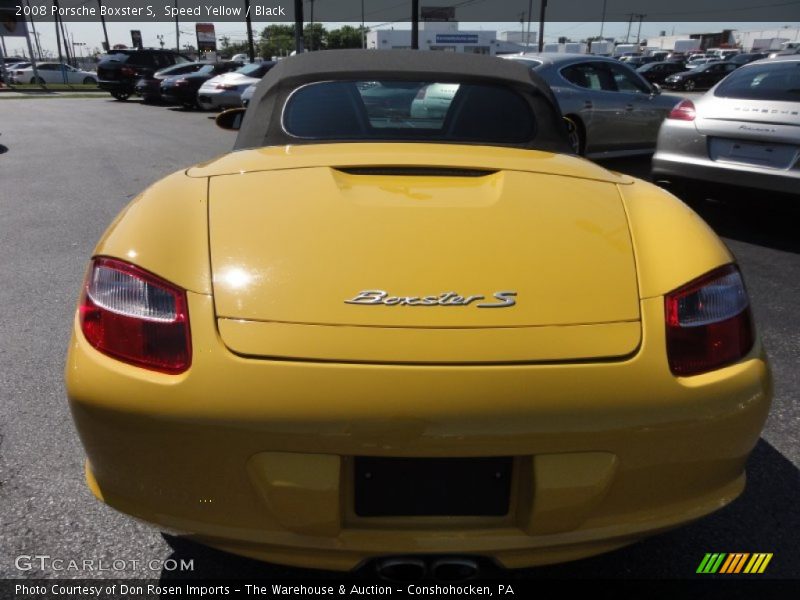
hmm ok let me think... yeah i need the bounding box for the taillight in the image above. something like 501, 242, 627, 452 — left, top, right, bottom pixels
79, 257, 191, 374
667, 99, 696, 121
216, 83, 237, 90
120, 66, 137, 77
665, 264, 754, 376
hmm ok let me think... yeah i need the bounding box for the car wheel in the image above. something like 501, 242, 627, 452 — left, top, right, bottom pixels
83, 77, 96, 85
564, 116, 585, 156
683, 80, 696, 91
111, 91, 131, 101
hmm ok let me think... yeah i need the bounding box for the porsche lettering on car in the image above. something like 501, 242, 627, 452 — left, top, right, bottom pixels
65, 50, 771, 575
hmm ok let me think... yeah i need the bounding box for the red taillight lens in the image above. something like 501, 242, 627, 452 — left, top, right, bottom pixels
667, 99, 696, 121
79, 258, 191, 374
120, 66, 137, 77
665, 264, 754, 376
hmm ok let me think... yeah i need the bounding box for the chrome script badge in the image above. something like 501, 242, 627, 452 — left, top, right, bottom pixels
345, 290, 517, 308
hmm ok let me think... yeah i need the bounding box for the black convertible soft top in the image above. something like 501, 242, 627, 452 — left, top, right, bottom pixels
234, 49, 571, 153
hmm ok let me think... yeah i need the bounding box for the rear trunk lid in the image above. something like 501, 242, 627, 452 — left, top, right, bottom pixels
695, 97, 800, 169
204, 144, 641, 363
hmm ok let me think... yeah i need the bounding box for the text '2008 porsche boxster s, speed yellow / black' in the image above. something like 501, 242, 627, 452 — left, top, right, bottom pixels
65, 50, 771, 574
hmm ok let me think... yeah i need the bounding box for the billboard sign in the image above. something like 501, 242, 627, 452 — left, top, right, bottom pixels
196, 23, 217, 52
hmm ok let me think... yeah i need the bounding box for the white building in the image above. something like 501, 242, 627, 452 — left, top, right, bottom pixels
735, 26, 800, 51
367, 22, 526, 55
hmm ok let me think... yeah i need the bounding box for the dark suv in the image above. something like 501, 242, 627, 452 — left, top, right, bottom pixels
97, 49, 191, 101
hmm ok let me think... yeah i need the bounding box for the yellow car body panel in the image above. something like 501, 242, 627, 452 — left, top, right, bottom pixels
186, 143, 635, 183
66, 144, 772, 571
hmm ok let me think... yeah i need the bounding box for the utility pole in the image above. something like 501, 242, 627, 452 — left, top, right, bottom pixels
52, 1, 65, 83
244, 0, 255, 61
26, 0, 42, 59
96, 0, 110, 51
635, 14, 646, 46
525, 0, 533, 49
625, 13, 634, 44
361, 0, 365, 48
174, 1, 180, 53
538, 0, 547, 52
599, 0, 607, 39
411, 0, 419, 50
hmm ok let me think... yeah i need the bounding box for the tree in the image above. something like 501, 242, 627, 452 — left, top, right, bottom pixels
304, 23, 327, 51
259, 24, 296, 58
326, 26, 368, 49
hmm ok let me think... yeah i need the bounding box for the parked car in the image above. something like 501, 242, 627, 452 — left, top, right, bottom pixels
729, 53, 768, 66
636, 61, 688, 85
504, 53, 680, 157
134, 62, 209, 103
65, 49, 771, 575
97, 49, 191, 101
240, 82, 257, 107
685, 57, 720, 70
662, 61, 739, 91
196, 61, 275, 110
620, 55, 658, 68
2, 61, 30, 83
13, 62, 97, 85
160, 61, 244, 109
653, 55, 800, 197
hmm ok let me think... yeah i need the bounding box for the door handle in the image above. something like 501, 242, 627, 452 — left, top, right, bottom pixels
625, 103, 634, 111
583, 100, 593, 109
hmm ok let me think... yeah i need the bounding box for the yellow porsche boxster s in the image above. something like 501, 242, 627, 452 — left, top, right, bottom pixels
65, 50, 771, 576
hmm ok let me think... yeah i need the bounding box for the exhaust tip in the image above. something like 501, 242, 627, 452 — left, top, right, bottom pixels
375, 557, 427, 582
431, 557, 480, 582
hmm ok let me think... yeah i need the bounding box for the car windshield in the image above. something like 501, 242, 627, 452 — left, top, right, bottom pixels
714, 61, 800, 101
100, 53, 130, 63
236, 63, 266, 77
282, 80, 536, 144
196, 64, 216, 75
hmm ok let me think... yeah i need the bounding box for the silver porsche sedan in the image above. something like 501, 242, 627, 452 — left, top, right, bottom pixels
503, 53, 681, 157
652, 56, 800, 196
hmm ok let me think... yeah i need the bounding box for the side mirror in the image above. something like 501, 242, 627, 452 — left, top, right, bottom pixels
651, 83, 662, 95
216, 107, 245, 131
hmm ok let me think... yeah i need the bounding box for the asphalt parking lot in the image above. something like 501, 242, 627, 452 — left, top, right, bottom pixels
0, 96, 798, 581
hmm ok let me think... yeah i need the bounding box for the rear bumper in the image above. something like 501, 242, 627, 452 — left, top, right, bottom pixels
653, 120, 800, 196
66, 294, 772, 571
161, 88, 196, 105
197, 89, 241, 110
98, 80, 134, 93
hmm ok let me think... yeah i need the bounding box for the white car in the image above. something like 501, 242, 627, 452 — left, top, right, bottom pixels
14, 62, 97, 85
197, 62, 274, 110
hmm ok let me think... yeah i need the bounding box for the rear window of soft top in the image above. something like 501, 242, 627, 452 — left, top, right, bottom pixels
282, 79, 536, 145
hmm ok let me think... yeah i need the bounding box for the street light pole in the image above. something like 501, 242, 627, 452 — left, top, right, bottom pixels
96, 0, 110, 51
538, 0, 547, 52
244, 0, 255, 61
293, 0, 304, 53
411, 0, 418, 50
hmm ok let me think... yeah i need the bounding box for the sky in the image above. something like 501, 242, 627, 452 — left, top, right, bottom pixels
3, 19, 800, 59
